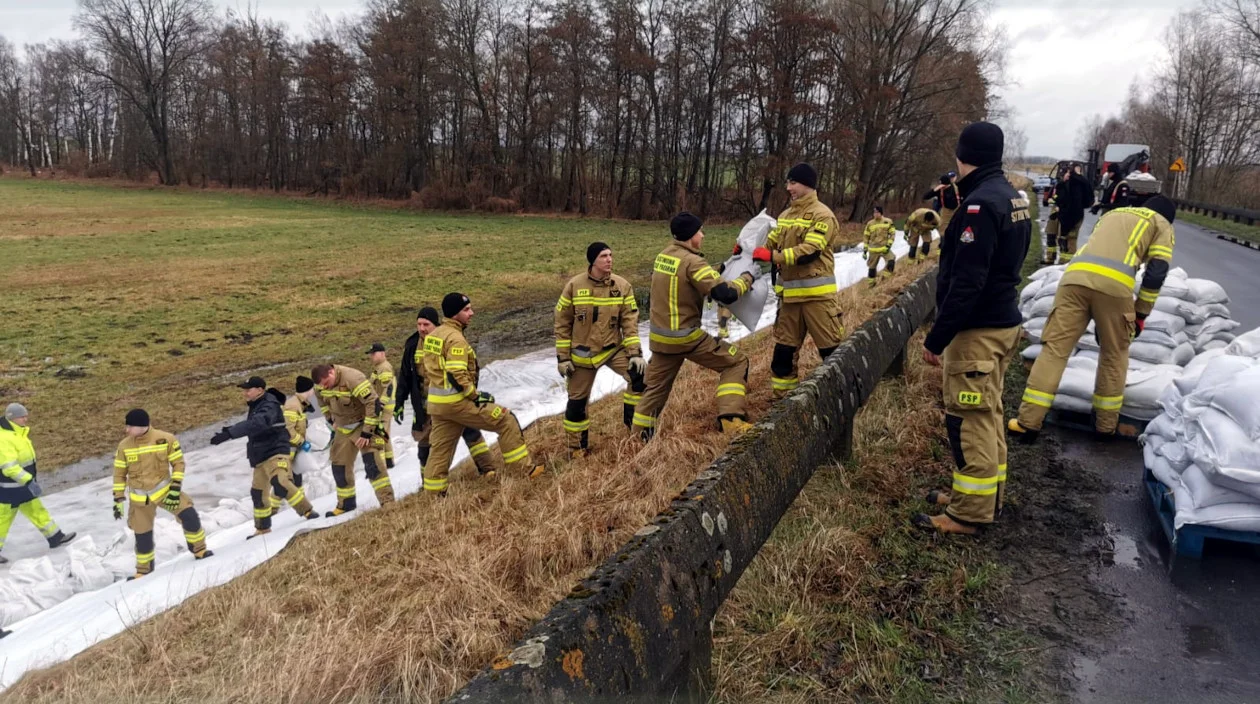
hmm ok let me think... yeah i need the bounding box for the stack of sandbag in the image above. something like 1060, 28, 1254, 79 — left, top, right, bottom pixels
1142, 268, 1238, 352
1076, 310, 1195, 367
1045, 353, 1183, 420
1141, 329, 1260, 531
1019, 265, 1064, 360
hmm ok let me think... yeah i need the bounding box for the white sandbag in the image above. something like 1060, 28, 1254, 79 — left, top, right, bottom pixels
1135, 329, 1179, 349
66, 535, 115, 593
1185, 408, 1260, 497
1052, 393, 1093, 414
1143, 310, 1186, 335
1172, 342, 1195, 366
1174, 493, 1260, 531
1124, 364, 1182, 409
1028, 295, 1055, 318
1122, 404, 1161, 421
1128, 358, 1156, 371
1157, 384, 1183, 420
1176, 349, 1229, 394
1143, 413, 1179, 442
1077, 334, 1099, 352
1056, 366, 1096, 401
1186, 278, 1230, 305
1148, 454, 1181, 489
1202, 340, 1230, 351
1024, 316, 1046, 337
1204, 303, 1232, 319
1208, 366, 1260, 440
1020, 279, 1043, 304
1153, 297, 1208, 324
1022, 344, 1041, 361
1145, 434, 1168, 452
1192, 317, 1240, 337
1224, 328, 1260, 358
1128, 340, 1178, 365
1028, 264, 1065, 282
1157, 269, 1191, 300
1190, 355, 1258, 397
1179, 464, 1259, 509
1067, 354, 1098, 371
1075, 349, 1099, 362
1160, 441, 1194, 473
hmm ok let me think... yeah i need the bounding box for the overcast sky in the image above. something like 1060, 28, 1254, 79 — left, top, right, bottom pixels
1, 0, 1200, 160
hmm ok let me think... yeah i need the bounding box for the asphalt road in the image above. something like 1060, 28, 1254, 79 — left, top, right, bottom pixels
1034, 202, 1260, 702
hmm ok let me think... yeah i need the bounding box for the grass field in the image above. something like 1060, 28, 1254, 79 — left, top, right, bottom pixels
1, 178, 751, 471
1179, 210, 1260, 244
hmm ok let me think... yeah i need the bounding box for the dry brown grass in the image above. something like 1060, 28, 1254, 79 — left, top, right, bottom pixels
0, 260, 932, 704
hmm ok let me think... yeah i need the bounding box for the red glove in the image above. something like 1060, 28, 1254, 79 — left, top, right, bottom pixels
1134, 317, 1145, 339
732, 244, 743, 255
752, 246, 773, 262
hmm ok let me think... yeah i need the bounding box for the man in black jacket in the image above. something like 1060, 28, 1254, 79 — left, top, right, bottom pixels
212, 376, 317, 535
916, 121, 1031, 535
1054, 166, 1094, 263
394, 307, 498, 475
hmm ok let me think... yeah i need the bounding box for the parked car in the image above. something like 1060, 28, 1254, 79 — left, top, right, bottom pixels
1032, 175, 1053, 192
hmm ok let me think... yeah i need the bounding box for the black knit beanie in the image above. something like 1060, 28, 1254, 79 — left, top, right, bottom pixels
125, 408, 150, 427
295, 376, 314, 393
670, 212, 703, 241
786, 163, 817, 190
417, 306, 440, 325
442, 292, 470, 318
939, 173, 952, 185
586, 241, 611, 265
955, 122, 1004, 167
1145, 195, 1177, 224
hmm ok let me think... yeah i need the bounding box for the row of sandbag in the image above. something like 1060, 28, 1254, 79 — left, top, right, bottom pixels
1018, 265, 1239, 420
1142, 329, 1260, 531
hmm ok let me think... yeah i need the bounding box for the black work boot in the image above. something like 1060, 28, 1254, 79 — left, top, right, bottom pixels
47, 530, 77, 549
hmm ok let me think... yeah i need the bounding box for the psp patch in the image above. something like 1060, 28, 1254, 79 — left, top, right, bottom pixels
960, 227, 975, 244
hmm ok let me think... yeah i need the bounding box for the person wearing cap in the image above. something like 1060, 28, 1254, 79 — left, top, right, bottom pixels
270, 375, 316, 514
914, 121, 1031, 536
1054, 165, 1095, 264
0, 403, 76, 564
113, 409, 212, 577
924, 172, 961, 230
904, 207, 939, 262
395, 308, 498, 475
1011, 197, 1177, 444
862, 205, 897, 286
310, 362, 392, 515
750, 163, 845, 398
1093, 162, 1131, 215
634, 212, 757, 438
210, 377, 317, 536
366, 342, 398, 470
422, 293, 544, 495
554, 242, 646, 457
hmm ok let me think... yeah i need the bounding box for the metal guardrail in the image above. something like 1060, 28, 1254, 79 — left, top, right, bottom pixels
1171, 198, 1260, 227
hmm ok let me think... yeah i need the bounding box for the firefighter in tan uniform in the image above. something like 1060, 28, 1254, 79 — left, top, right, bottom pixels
914, 122, 1031, 536
904, 207, 938, 262
367, 343, 397, 469
555, 242, 646, 457
862, 205, 897, 285
270, 375, 315, 514
634, 212, 757, 438
311, 362, 392, 515
395, 308, 498, 475
751, 163, 845, 398
423, 293, 544, 495
1042, 184, 1060, 265
113, 409, 212, 578
1010, 198, 1177, 440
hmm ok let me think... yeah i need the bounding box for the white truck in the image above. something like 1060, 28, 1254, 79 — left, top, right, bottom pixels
1100, 143, 1162, 206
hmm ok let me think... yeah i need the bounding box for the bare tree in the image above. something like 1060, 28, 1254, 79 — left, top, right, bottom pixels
73, 0, 213, 184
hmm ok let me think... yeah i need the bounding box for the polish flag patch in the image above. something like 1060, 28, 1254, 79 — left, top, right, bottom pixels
966, 204, 981, 213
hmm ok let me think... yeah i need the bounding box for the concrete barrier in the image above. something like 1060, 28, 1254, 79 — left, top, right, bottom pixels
451, 271, 938, 703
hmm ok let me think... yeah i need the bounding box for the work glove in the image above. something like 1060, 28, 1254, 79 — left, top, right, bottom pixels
359, 430, 375, 443
557, 360, 575, 379
113, 500, 124, 521
209, 427, 231, 445
751, 247, 772, 262
300, 440, 312, 453
1090, 205, 1101, 215
26, 480, 42, 498
628, 356, 646, 376
732, 243, 743, 256
475, 391, 495, 407
393, 405, 405, 424
162, 484, 182, 511
1134, 316, 1146, 340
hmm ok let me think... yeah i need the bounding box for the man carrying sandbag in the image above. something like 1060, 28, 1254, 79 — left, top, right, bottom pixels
1009, 196, 1177, 442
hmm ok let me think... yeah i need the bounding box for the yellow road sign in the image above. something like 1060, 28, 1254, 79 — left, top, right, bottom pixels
1170, 157, 1186, 172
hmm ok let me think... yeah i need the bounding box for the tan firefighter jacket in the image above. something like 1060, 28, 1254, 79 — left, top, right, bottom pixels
555, 271, 641, 368
317, 365, 383, 435
422, 319, 482, 413
648, 241, 753, 354
113, 428, 185, 502
767, 191, 841, 303
1062, 207, 1175, 316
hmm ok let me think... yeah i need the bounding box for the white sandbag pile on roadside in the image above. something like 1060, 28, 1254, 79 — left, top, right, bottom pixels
1141, 334, 1260, 530
1020, 265, 1241, 420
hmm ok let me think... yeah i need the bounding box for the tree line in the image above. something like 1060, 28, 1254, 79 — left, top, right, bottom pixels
0, 0, 999, 221
1076, 1, 1260, 209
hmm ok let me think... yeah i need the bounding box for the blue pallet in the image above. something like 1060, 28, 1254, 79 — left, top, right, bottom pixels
1143, 466, 1260, 559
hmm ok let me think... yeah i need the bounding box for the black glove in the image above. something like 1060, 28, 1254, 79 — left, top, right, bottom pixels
1090, 205, 1101, 215
113, 500, 124, 520
162, 484, 182, 511
27, 480, 42, 498
210, 427, 231, 445
475, 391, 495, 407
393, 406, 404, 424
360, 430, 375, 442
